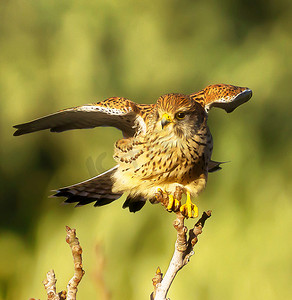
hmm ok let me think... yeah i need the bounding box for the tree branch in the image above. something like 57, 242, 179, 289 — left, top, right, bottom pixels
151, 210, 212, 300
42, 226, 85, 300
42, 270, 60, 300
66, 226, 85, 300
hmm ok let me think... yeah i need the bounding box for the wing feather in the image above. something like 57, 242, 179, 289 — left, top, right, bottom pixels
13, 97, 150, 137
190, 84, 252, 113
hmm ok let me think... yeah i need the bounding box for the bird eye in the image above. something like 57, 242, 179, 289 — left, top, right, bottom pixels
176, 112, 186, 119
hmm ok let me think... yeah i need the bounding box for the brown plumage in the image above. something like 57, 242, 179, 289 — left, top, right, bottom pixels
13, 84, 252, 218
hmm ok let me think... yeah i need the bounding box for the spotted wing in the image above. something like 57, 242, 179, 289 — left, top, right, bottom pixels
190, 84, 252, 113
13, 97, 151, 138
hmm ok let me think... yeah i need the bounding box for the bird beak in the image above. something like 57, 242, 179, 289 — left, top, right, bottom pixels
161, 113, 173, 129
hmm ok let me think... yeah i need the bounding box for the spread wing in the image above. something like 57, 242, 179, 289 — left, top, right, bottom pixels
13, 97, 152, 138
190, 84, 252, 113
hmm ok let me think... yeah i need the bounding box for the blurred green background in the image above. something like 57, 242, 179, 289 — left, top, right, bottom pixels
0, 0, 291, 299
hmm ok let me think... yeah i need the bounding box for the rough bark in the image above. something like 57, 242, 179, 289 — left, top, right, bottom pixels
151, 211, 212, 300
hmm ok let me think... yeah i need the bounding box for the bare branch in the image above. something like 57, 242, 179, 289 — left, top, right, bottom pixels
66, 226, 85, 300
42, 270, 61, 300
41, 226, 85, 300
151, 267, 163, 300
153, 211, 212, 300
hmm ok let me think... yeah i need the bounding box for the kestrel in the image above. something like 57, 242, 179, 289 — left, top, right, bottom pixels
13, 84, 252, 218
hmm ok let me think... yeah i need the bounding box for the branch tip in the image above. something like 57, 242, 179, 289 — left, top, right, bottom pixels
151, 266, 163, 299
41, 226, 84, 300
194, 210, 212, 228
66, 226, 85, 299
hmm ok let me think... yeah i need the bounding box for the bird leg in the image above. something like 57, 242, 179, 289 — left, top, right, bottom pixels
180, 191, 199, 219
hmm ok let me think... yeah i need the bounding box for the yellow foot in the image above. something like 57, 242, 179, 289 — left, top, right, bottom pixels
167, 195, 181, 211
156, 188, 180, 212
180, 191, 199, 218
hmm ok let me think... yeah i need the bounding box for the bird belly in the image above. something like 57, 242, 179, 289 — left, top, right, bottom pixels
112, 134, 210, 200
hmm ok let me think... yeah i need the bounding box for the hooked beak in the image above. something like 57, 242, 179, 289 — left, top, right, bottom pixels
161, 113, 173, 129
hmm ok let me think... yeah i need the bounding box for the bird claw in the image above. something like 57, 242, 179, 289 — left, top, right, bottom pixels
156, 188, 198, 218
156, 188, 180, 212
155, 188, 168, 203
166, 194, 181, 212
180, 192, 199, 219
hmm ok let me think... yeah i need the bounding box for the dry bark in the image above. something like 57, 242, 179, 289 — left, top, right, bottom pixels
42, 226, 85, 300
151, 211, 212, 300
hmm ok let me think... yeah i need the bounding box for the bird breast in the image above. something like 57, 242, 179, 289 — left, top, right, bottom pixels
112, 127, 212, 196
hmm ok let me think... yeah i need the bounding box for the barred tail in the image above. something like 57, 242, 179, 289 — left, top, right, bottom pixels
53, 166, 123, 207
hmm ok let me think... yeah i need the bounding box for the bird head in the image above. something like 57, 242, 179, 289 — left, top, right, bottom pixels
154, 93, 207, 138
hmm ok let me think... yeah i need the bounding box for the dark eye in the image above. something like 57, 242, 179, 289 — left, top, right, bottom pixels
176, 112, 186, 119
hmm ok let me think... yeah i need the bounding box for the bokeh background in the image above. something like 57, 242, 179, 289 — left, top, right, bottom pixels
0, 0, 291, 299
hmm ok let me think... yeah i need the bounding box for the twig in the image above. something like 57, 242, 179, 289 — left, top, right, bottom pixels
42, 226, 85, 300
150, 267, 163, 300
152, 210, 212, 300
43, 270, 62, 300
66, 226, 85, 300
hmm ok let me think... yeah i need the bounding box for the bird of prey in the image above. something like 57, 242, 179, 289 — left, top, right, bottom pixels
13, 84, 252, 218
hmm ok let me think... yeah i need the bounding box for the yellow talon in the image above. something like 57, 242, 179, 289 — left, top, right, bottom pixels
157, 188, 182, 212
174, 198, 181, 210
193, 202, 199, 218
167, 194, 181, 211
167, 194, 174, 211
180, 191, 199, 218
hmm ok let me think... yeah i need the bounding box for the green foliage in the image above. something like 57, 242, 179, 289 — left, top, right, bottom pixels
0, 0, 291, 299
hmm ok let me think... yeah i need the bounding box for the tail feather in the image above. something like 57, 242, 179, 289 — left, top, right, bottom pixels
53, 166, 123, 207
208, 160, 229, 173
122, 195, 146, 212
